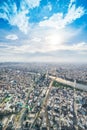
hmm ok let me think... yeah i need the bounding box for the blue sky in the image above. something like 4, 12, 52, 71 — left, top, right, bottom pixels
0, 0, 87, 63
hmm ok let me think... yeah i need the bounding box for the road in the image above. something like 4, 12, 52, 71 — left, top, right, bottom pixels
30, 80, 54, 129
43, 80, 53, 130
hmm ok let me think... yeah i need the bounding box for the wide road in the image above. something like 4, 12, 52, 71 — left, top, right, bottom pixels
49, 75, 87, 91
30, 80, 54, 129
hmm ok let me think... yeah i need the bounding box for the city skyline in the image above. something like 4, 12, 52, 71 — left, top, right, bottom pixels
0, 0, 87, 63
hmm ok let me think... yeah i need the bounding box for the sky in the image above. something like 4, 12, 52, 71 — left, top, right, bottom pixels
0, 0, 87, 63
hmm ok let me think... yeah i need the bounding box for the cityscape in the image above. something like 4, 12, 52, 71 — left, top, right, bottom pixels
0, 0, 87, 130
0, 63, 87, 130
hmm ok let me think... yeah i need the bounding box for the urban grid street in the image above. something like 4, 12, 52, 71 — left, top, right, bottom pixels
0, 63, 87, 130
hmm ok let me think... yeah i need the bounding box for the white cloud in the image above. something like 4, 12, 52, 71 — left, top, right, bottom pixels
12, 42, 87, 53
0, 0, 85, 34
0, 0, 85, 53
72, 42, 87, 50
43, 16, 48, 20
69, 0, 76, 9
2, 23, 83, 55
47, 3, 52, 11
39, 2, 84, 29
0, 0, 86, 62
64, 5, 84, 25
6, 34, 18, 40
1, 40, 87, 55
25, 0, 41, 9
7, 26, 86, 53
0, 40, 87, 63
10, 11, 29, 34
0, 1, 29, 34
0, 0, 41, 34
39, 13, 64, 28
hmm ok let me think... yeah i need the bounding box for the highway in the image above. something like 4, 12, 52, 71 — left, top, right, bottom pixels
49, 75, 87, 91
43, 80, 53, 130
30, 80, 54, 129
